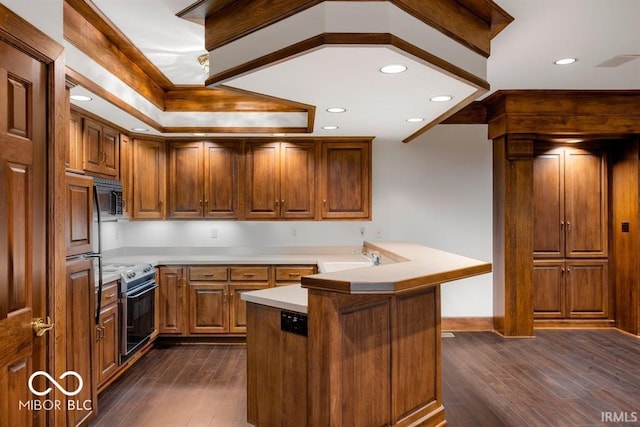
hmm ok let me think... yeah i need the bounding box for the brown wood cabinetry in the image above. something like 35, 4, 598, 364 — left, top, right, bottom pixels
158, 266, 185, 334
168, 141, 239, 218
95, 281, 119, 388
65, 172, 93, 256
533, 145, 609, 323
187, 266, 270, 335
274, 265, 316, 286
533, 146, 607, 258
83, 117, 120, 178
67, 109, 84, 171
319, 140, 371, 219
65, 257, 98, 427
244, 141, 316, 219
131, 138, 166, 219
533, 259, 609, 319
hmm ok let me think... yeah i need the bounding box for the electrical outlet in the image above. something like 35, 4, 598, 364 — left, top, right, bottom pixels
375, 230, 383, 239
359, 227, 366, 237
210, 228, 218, 239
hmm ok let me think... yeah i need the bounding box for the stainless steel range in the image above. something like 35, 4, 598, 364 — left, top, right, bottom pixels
117, 263, 157, 362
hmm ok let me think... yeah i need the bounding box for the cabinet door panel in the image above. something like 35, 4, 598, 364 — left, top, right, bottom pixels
245, 142, 280, 219
280, 142, 315, 219
68, 110, 83, 171
320, 141, 370, 219
65, 173, 93, 256
566, 260, 608, 319
565, 148, 607, 258
158, 267, 184, 334
533, 260, 564, 319
97, 303, 119, 386
204, 142, 239, 218
102, 126, 119, 177
132, 139, 166, 219
229, 284, 268, 333
169, 142, 203, 218
83, 118, 103, 174
533, 149, 564, 258
189, 284, 227, 333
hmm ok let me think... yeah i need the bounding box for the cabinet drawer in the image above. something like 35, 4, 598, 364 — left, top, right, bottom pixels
189, 267, 228, 281
275, 266, 315, 282
230, 266, 270, 282
99, 281, 119, 307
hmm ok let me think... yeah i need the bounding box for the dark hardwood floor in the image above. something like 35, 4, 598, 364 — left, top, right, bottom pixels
91, 330, 640, 426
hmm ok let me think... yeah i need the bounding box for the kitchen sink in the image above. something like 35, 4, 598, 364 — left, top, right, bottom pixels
317, 260, 374, 273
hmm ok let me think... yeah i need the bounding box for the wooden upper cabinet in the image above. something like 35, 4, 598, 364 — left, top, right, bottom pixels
67, 110, 83, 172
244, 141, 316, 220
131, 138, 166, 219
533, 146, 607, 258
65, 172, 93, 256
168, 141, 239, 219
320, 140, 371, 219
82, 118, 120, 178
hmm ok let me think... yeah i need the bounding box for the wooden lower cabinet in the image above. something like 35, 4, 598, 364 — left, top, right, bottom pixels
533, 259, 608, 320
96, 302, 119, 386
274, 265, 316, 286
189, 283, 228, 333
158, 266, 186, 334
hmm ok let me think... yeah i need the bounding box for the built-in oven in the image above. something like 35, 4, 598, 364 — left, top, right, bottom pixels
119, 264, 157, 362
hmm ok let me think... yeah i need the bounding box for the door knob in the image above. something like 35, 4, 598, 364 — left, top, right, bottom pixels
32, 317, 54, 337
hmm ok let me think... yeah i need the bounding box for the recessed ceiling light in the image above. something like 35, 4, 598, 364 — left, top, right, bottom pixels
429, 95, 453, 102
131, 127, 148, 132
379, 64, 407, 74
326, 107, 346, 113
272, 133, 286, 137
192, 133, 206, 136
554, 58, 577, 65
406, 118, 424, 123
322, 126, 339, 130
70, 95, 92, 101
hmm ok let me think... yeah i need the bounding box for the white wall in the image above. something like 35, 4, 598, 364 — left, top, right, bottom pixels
107, 124, 494, 317
2, 0, 63, 42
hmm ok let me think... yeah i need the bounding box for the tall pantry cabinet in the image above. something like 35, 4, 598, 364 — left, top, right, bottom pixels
532, 145, 609, 321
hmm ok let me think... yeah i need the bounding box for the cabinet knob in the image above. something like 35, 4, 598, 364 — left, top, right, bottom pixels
275, 199, 279, 206
566, 221, 571, 231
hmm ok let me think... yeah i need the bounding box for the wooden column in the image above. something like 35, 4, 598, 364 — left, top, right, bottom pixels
492, 136, 534, 336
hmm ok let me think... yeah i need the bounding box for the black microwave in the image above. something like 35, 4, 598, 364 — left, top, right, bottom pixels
94, 177, 124, 220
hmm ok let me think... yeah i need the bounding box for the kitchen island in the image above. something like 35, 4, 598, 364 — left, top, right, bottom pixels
242, 241, 492, 427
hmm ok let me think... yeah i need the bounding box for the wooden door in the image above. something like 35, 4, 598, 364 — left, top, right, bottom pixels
83, 118, 103, 175
96, 303, 118, 387
65, 173, 93, 256
564, 147, 607, 258
320, 141, 371, 219
168, 142, 203, 218
533, 148, 564, 258
244, 142, 280, 219
101, 125, 119, 178
131, 139, 166, 219
566, 260, 608, 319
280, 142, 316, 219
188, 284, 227, 333
0, 39, 48, 427
532, 260, 564, 319
203, 141, 239, 219
65, 258, 97, 427
158, 267, 184, 334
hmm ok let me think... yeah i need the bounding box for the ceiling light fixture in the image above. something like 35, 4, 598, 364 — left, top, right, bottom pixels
379, 64, 407, 74
192, 133, 206, 136
429, 95, 453, 102
272, 133, 286, 137
326, 107, 346, 113
198, 53, 210, 73
131, 127, 148, 132
406, 118, 424, 123
554, 58, 577, 65
322, 126, 339, 130
70, 95, 92, 101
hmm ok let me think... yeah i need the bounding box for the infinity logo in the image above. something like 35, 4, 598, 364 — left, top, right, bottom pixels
28, 371, 83, 397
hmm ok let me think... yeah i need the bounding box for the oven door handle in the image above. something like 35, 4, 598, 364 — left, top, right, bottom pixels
125, 283, 158, 299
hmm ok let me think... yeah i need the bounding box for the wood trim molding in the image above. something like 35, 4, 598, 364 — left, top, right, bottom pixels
485, 90, 640, 139
441, 317, 493, 332
534, 319, 615, 329
197, 0, 512, 57
442, 101, 487, 124
0, 3, 64, 61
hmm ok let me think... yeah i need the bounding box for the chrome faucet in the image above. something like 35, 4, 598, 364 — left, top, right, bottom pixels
369, 251, 381, 266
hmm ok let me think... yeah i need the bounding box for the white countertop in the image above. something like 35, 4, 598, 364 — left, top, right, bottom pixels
240, 284, 308, 314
